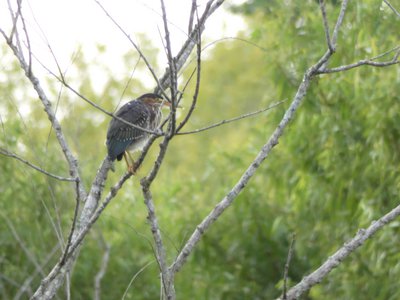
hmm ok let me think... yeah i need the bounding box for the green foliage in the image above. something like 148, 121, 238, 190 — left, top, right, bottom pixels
1, 1, 399, 299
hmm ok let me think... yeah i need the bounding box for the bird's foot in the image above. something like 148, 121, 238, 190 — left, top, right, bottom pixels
127, 162, 140, 175
128, 165, 136, 175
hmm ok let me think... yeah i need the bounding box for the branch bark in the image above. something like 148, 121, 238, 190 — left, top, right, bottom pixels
2, 0, 398, 299
15, 1, 225, 298
278, 202, 400, 300
169, 0, 346, 277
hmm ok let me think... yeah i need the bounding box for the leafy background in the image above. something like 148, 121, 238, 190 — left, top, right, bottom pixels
1, 1, 399, 299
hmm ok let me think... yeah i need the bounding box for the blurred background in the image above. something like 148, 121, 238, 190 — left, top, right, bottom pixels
1, 0, 400, 299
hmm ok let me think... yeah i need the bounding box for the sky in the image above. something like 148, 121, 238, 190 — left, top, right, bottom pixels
1, 0, 247, 88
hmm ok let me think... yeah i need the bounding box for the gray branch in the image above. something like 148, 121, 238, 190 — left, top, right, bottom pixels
0, 148, 76, 182
170, 0, 350, 278
278, 202, 400, 300
317, 51, 400, 73
25, 1, 225, 297
94, 240, 110, 300
383, 0, 400, 18
0, 30, 86, 201
177, 100, 286, 135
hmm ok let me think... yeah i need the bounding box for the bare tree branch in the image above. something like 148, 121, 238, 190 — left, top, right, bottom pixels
155, 0, 225, 95
317, 48, 400, 74
282, 234, 296, 300
170, 0, 351, 277
94, 0, 168, 99
93, 239, 110, 300
383, 0, 400, 18
279, 202, 400, 300
177, 100, 286, 135
60, 179, 81, 266
176, 7, 202, 133
33, 57, 164, 136
160, 0, 178, 138
319, 0, 334, 53
0, 212, 47, 279
0, 29, 86, 201
188, 0, 197, 34
4, 0, 396, 299
121, 260, 155, 300
14, 245, 60, 300
0, 148, 76, 182
141, 183, 172, 298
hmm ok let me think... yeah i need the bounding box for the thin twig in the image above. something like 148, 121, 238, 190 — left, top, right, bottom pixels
176, 67, 197, 108
116, 57, 142, 113
319, 0, 334, 52
317, 54, 400, 74
67, 171, 133, 257
0, 212, 46, 278
188, 0, 197, 34
383, 0, 400, 18
14, 245, 60, 300
94, 0, 168, 99
176, 7, 202, 133
160, 0, 178, 138
170, 0, 351, 277
7, 0, 21, 43
1, 30, 86, 201
331, 0, 349, 46
33, 56, 163, 136
18, 1, 226, 298
0, 148, 76, 182
369, 45, 400, 61
155, 0, 225, 95
60, 178, 81, 266
177, 100, 286, 135
16, 0, 32, 75
282, 233, 296, 300
94, 238, 110, 300
122, 261, 155, 300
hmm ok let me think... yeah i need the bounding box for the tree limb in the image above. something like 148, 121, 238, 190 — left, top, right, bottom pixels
177, 100, 286, 136
0, 148, 76, 182
317, 49, 400, 74
282, 234, 296, 300
93, 239, 110, 300
0, 28, 86, 201
383, 0, 400, 18
319, 0, 334, 53
170, 0, 350, 277
279, 202, 400, 300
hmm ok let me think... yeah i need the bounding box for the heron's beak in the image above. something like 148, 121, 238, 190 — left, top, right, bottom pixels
162, 101, 182, 108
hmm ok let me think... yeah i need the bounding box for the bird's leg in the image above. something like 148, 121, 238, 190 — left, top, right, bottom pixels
123, 152, 135, 174
127, 151, 140, 174
123, 152, 138, 174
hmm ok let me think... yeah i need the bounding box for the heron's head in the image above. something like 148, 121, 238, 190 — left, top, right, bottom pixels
138, 93, 171, 107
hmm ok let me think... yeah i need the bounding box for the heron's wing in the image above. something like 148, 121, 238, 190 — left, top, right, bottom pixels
106, 101, 149, 161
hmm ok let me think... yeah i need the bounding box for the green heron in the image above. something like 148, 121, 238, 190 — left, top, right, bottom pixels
106, 93, 170, 173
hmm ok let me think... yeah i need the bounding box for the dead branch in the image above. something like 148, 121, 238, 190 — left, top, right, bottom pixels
93, 239, 110, 300
319, 0, 334, 53
282, 234, 296, 300
317, 47, 400, 74
176, 7, 202, 133
0, 29, 86, 201
177, 100, 286, 135
383, 0, 400, 18
0, 148, 76, 182
278, 202, 400, 300
170, 0, 350, 277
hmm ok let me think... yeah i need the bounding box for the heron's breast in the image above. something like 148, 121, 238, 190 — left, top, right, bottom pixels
126, 136, 150, 152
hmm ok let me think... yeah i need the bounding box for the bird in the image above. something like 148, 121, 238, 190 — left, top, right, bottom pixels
106, 93, 170, 173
